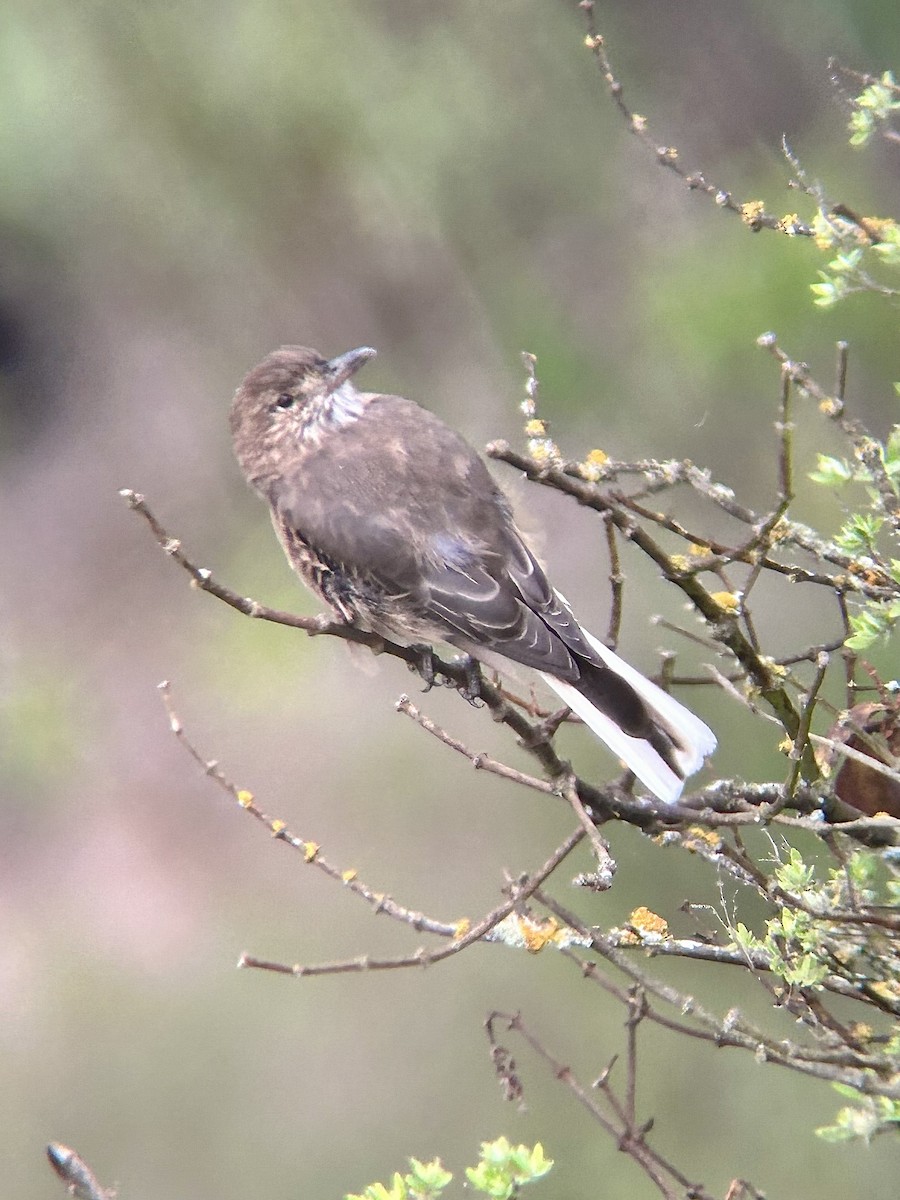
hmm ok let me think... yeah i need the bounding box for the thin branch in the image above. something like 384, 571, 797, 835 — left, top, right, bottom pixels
238, 826, 587, 977
767, 651, 830, 817
486, 1009, 719, 1200
158, 681, 459, 939
46, 1144, 113, 1200
577, 1, 813, 238
757, 335, 900, 532
395, 694, 558, 797
604, 516, 625, 649
541, 920, 900, 1096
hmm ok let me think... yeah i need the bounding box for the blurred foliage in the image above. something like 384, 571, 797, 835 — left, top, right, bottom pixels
845, 69, 900, 145
345, 1138, 552, 1200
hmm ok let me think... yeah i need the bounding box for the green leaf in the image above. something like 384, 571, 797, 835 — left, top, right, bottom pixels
466, 1139, 554, 1197
809, 454, 853, 486
406, 1159, 452, 1197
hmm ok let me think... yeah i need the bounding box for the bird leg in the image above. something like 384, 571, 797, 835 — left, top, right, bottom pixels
408, 643, 440, 691
454, 654, 485, 706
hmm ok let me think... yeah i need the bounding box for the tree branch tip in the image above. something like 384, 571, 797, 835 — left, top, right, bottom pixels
593, 1060, 616, 1089
119, 486, 140, 505
46, 1142, 112, 1200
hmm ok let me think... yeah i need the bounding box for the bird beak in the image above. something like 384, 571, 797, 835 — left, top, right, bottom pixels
326, 346, 377, 391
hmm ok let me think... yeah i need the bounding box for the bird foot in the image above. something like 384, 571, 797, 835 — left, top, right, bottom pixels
454, 654, 484, 707
408, 644, 440, 691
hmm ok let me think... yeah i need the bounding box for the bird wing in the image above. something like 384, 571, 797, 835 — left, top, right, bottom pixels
421, 528, 582, 677
278, 464, 580, 677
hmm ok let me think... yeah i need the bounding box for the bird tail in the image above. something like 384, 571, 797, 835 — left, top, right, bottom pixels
541, 628, 716, 804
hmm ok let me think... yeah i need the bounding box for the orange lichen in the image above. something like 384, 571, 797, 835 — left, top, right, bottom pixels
628, 906, 669, 939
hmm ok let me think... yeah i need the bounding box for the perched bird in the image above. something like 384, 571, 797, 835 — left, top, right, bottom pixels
230, 345, 716, 802
820, 700, 900, 820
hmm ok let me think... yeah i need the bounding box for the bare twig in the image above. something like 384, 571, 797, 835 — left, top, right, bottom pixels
486, 1009, 719, 1199
577, 1, 813, 238
239, 826, 588, 976
603, 516, 624, 649
757, 334, 900, 532
46, 1144, 113, 1200
767, 651, 830, 817
395, 694, 558, 797
158, 681, 459, 939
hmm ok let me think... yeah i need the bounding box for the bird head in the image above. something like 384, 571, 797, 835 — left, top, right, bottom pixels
230, 345, 376, 491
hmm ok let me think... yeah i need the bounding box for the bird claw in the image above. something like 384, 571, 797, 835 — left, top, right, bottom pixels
408, 644, 439, 691
406, 647, 483, 706
455, 654, 484, 707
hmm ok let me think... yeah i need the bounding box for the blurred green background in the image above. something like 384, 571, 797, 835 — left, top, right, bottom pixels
2, 1, 899, 1197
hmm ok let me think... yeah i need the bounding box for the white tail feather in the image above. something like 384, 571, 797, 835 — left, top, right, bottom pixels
540, 623, 717, 804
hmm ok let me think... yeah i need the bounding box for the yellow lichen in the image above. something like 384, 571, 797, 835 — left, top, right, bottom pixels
854, 215, 897, 244
710, 590, 741, 614
685, 827, 722, 851
628, 906, 668, 939
777, 212, 802, 235
519, 915, 559, 953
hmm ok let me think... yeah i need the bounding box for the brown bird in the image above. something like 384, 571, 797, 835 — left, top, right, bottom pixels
822, 701, 900, 820
229, 345, 716, 802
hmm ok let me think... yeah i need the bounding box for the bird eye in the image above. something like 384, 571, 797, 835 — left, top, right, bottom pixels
275, 393, 295, 409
